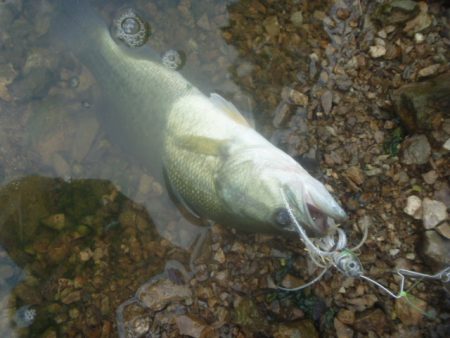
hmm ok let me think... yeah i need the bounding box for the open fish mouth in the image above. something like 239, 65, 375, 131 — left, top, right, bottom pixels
307, 203, 333, 235
281, 184, 341, 237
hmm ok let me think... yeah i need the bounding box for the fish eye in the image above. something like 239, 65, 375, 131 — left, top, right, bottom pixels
273, 208, 292, 228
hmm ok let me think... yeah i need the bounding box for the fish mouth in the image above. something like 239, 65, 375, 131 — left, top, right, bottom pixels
306, 203, 333, 236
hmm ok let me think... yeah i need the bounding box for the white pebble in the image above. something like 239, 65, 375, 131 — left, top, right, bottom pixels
414, 32, 425, 43
404, 195, 422, 220
369, 45, 386, 58
443, 138, 450, 150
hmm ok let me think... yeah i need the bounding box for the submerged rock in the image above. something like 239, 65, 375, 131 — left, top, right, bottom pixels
392, 72, 450, 135
138, 278, 192, 311
400, 134, 431, 165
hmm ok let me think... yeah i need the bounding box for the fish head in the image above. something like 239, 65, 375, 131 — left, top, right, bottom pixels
217, 146, 347, 237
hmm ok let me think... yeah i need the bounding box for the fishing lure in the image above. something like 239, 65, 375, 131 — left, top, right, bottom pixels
279, 188, 450, 300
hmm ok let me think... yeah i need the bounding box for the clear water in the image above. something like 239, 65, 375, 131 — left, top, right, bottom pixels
0, 0, 332, 336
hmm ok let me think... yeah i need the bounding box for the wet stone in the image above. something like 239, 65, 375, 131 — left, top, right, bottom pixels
138, 278, 192, 311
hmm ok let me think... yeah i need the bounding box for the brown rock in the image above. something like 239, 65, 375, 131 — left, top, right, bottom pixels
337, 309, 355, 325
274, 319, 318, 338
345, 166, 364, 186
354, 308, 387, 336
395, 294, 427, 326
60, 290, 82, 304
138, 278, 192, 311
334, 318, 354, 338
263, 16, 280, 37
418, 64, 440, 78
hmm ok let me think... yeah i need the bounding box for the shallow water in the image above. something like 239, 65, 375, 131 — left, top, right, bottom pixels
0, 0, 283, 335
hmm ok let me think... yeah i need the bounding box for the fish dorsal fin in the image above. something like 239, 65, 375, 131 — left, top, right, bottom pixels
175, 135, 230, 157
209, 93, 250, 127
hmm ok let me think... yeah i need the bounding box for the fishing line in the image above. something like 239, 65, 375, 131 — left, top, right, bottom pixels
277, 187, 450, 301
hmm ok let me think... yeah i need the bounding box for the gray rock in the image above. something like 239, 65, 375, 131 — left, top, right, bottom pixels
422, 198, 448, 229
401, 134, 431, 165
420, 230, 450, 269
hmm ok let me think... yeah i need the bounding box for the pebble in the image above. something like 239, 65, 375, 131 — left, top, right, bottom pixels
422, 198, 448, 229
369, 45, 386, 58
414, 32, 425, 43
346, 166, 364, 186
263, 16, 280, 37
422, 170, 438, 185
289, 89, 308, 106
401, 134, 431, 165
320, 90, 333, 114
337, 309, 355, 325
290, 11, 303, 27
404, 195, 422, 220
418, 64, 440, 78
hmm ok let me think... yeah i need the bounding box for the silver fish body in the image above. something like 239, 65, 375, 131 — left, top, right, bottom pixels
54, 1, 347, 236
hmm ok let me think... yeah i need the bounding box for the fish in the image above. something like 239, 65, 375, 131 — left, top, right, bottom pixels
51, 0, 347, 237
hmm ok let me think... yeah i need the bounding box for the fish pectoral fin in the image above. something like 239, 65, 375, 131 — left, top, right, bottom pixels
209, 93, 251, 127
175, 135, 230, 157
